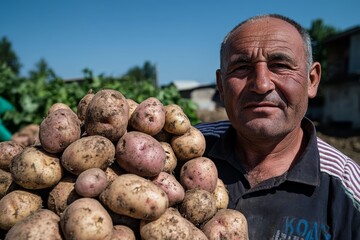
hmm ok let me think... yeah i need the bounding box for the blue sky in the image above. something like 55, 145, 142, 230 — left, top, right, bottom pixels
1, 1, 359, 86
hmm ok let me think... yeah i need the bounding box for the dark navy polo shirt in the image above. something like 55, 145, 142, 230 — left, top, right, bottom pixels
196, 118, 360, 240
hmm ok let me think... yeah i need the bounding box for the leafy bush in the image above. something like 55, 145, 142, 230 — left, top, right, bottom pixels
0, 64, 200, 133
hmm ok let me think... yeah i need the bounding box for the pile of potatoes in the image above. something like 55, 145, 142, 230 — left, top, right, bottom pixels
0, 89, 248, 240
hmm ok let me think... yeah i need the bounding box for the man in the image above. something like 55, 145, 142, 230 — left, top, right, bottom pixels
196, 14, 360, 239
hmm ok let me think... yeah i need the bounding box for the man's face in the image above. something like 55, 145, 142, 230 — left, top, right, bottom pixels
218, 17, 319, 139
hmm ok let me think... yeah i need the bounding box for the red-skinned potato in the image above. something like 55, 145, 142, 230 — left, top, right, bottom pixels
151, 172, 185, 206
171, 126, 206, 161
180, 156, 218, 193
84, 89, 129, 142
74, 167, 108, 197
47, 102, 72, 116
39, 108, 81, 153
116, 131, 166, 177
201, 208, 249, 240
129, 97, 165, 136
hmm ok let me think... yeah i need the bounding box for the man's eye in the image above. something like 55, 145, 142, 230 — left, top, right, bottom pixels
269, 63, 290, 69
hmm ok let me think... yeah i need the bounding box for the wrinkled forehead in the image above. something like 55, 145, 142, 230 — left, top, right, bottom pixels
224, 17, 304, 53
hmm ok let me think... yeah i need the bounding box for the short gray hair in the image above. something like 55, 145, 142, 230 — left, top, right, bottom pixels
220, 14, 313, 71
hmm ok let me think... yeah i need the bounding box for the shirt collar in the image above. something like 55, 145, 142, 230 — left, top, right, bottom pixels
207, 118, 320, 186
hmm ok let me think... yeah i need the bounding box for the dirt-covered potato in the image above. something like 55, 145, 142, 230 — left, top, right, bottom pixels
47, 175, 81, 215
0, 141, 24, 171
116, 131, 166, 177
160, 142, 177, 173
47, 102, 73, 116
10, 146, 63, 190
10, 124, 40, 147
129, 97, 165, 136
111, 225, 136, 240
100, 174, 169, 221
163, 104, 191, 135
61, 135, 115, 175
39, 108, 81, 153
151, 172, 185, 206
179, 188, 217, 226
60, 198, 113, 240
171, 126, 206, 161
201, 208, 249, 240
213, 178, 229, 209
0, 190, 42, 230
76, 89, 95, 122
0, 169, 17, 199
84, 89, 129, 142
5, 209, 62, 240
75, 167, 108, 197
180, 156, 218, 193
126, 98, 139, 120
140, 207, 207, 240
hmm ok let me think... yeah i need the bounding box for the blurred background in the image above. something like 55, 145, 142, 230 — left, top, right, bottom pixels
0, 0, 359, 159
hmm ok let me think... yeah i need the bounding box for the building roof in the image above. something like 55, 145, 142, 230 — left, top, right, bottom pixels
324, 26, 360, 44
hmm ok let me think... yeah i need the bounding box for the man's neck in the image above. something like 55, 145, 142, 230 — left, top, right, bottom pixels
235, 127, 306, 187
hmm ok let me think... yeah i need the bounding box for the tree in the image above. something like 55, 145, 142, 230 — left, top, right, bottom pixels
308, 19, 338, 81
0, 37, 21, 75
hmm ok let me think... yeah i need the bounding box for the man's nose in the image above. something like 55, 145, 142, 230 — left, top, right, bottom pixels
249, 63, 275, 94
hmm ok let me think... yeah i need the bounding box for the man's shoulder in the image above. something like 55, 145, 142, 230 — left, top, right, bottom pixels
317, 137, 360, 208
195, 120, 231, 138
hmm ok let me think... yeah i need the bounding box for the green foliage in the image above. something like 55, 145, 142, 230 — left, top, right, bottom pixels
0, 37, 21, 75
0, 61, 200, 133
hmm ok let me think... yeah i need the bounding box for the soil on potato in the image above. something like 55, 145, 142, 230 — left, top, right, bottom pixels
197, 108, 360, 165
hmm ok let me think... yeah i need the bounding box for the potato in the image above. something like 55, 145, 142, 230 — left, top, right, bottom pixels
10, 146, 63, 190
129, 97, 165, 136
10, 124, 40, 147
160, 142, 177, 173
0, 169, 17, 199
61, 135, 115, 175
0, 190, 42, 230
47, 102, 72, 116
39, 108, 81, 153
179, 188, 217, 226
153, 129, 173, 143
163, 104, 191, 135
213, 178, 229, 209
47, 175, 81, 215
151, 172, 185, 206
201, 209, 249, 240
75, 167, 108, 197
84, 89, 129, 142
60, 198, 113, 240
100, 174, 169, 221
5, 209, 62, 240
116, 131, 166, 177
180, 157, 218, 193
140, 207, 207, 240
77, 89, 95, 122
126, 98, 139, 120
0, 141, 24, 171
111, 225, 136, 240
171, 126, 206, 161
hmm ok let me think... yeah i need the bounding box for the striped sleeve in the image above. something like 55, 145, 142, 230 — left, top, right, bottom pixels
318, 137, 360, 208
195, 120, 231, 137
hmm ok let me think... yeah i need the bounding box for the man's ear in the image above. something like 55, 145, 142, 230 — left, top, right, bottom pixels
216, 69, 224, 102
308, 62, 321, 99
